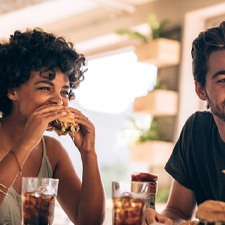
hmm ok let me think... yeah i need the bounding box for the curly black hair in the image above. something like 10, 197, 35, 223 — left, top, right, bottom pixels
0, 28, 87, 117
191, 21, 225, 87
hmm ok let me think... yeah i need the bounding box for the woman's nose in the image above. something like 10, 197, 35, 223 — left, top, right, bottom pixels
49, 93, 63, 105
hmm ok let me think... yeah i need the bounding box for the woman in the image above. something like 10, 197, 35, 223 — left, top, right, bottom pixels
0, 28, 105, 225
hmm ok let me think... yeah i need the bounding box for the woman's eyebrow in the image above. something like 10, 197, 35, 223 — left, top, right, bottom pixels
34, 80, 70, 89
62, 85, 70, 89
34, 80, 54, 86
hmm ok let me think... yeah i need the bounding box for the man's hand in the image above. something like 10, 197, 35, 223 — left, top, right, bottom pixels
145, 207, 173, 225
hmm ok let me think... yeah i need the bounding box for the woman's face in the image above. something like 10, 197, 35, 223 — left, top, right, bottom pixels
10, 68, 70, 119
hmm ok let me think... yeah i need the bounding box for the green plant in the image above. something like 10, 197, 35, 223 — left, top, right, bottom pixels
152, 78, 168, 90
127, 80, 172, 143
115, 13, 169, 42
135, 119, 160, 142
156, 187, 170, 203
129, 116, 173, 143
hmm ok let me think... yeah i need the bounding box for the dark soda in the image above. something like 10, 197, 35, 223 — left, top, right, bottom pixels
113, 196, 145, 225
22, 192, 56, 225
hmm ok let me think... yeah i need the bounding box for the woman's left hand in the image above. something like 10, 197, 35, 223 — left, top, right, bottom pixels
68, 107, 95, 153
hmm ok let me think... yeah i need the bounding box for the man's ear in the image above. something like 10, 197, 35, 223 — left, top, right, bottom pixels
195, 81, 207, 100
7, 88, 16, 100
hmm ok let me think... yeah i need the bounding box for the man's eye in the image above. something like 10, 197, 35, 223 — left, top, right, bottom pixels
217, 79, 225, 83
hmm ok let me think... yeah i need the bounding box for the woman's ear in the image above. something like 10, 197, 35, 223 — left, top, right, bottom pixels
195, 81, 207, 100
7, 89, 16, 101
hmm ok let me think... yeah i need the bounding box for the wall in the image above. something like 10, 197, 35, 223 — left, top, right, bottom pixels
177, 2, 225, 138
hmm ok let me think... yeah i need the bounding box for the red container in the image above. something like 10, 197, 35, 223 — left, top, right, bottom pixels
131, 172, 158, 209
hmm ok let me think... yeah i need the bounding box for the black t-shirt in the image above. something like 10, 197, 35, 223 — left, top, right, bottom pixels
165, 111, 225, 205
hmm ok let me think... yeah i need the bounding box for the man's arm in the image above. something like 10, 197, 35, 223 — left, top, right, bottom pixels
145, 179, 197, 225
161, 180, 197, 224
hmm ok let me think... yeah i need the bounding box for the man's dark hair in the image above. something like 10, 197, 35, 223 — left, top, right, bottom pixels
0, 28, 86, 117
192, 21, 225, 87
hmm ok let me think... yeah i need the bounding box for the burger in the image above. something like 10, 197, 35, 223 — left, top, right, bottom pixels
195, 200, 225, 225
50, 108, 80, 136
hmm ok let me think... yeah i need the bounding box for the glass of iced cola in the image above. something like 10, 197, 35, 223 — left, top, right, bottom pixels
112, 181, 148, 225
21, 177, 59, 225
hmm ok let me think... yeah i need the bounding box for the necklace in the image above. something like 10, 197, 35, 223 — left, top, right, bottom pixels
0, 121, 8, 153
0, 121, 22, 176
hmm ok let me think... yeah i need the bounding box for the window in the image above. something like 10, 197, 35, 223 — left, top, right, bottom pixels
46, 50, 157, 224
72, 50, 157, 196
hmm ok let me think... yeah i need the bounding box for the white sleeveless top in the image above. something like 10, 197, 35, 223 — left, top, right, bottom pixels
0, 137, 53, 225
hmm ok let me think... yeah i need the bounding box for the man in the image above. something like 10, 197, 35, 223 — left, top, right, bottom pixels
146, 21, 225, 225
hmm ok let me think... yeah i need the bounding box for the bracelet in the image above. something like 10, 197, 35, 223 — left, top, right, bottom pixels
0, 183, 9, 190
8, 151, 22, 176
0, 183, 9, 195
0, 189, 8, 195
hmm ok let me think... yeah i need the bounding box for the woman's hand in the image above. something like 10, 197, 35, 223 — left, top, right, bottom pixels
21, 104, 67, 147
68, 108, 95, 153
145, 208, 173, 225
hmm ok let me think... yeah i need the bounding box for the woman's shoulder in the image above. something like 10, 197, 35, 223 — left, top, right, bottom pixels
43, 135, 69, 161
43, 135, 76, 179
44, 134, 62, 145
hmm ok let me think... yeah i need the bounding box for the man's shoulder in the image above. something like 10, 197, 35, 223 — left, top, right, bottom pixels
183, 111, 214, 132
188, 111, 213, 123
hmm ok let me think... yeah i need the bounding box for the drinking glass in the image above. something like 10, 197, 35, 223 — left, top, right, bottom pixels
21, 177, 59, 225
112, 181, 148, 225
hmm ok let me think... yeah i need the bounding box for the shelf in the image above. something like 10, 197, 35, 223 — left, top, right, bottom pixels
135, 38, 180, 68
129, 140, 174, 167
133, 89, 178, 116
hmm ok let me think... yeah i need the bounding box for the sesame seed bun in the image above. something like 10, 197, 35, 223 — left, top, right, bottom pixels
196, 200, 225, 222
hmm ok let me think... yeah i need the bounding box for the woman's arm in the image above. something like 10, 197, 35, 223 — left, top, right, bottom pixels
52, 107, 105, 225
53, 145, 105, 225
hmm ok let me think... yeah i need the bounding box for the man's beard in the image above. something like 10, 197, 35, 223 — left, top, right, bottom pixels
206, 92, 225, 122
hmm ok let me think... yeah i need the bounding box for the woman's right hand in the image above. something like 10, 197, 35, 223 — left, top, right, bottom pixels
21, 104, 67, 147
145, 207, 173, 225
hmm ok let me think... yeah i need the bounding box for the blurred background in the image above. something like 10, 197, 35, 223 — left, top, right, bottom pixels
1, 0, 225, 224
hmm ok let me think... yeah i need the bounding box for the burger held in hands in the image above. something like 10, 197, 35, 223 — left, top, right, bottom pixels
49, 107, 80, 136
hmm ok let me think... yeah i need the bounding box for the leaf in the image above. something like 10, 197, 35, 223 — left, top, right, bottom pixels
147, 13, 169, 39
115, 13, 170, 42
152, 78, 168, 90
136, 119, 160, 143
115, 29, 148, 42
147, 13, 159, 30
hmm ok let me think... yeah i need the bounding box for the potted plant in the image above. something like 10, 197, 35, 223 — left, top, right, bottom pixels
115, 13, 180, 67
129, 117, 175, 167
133, 78, 178, 116
115, 13, 169, 42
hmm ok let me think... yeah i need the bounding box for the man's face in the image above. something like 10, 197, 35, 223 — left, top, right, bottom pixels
205, 50, 225, 121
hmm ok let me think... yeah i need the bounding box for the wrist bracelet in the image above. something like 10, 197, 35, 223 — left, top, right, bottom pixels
0, 183, 9, 195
